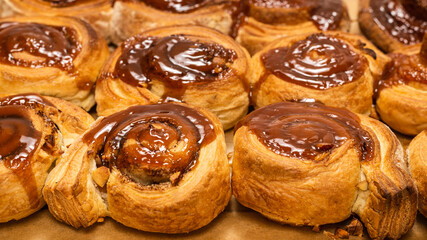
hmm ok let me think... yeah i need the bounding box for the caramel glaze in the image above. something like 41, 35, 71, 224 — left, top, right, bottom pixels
42, 0, 79, 7
0, 105, 42, 209
0, 93, 59, 208
370, 0, 427, 45
248, 0, 345, 30
107, 35, 236, 102
0, 93, 55, 107
235, 102, 374, 161
83, 103, 215, 185
139, 0, 210, 13
0, 22, 81, 71
375, 51, 427, 98
260, 33, 367, 90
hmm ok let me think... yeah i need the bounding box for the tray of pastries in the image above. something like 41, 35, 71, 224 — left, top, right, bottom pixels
0, 0, 426, 239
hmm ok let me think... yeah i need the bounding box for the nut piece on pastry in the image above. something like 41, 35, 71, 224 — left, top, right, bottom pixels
110, 0, 239, 44
43, 103, 231, 233
96, 25, 250, 130
0, 0, 113, 39
250, 32, 389, 115
375, 34, 427, 135
235, 0, 350, 55
232, 102, 417, 240
0, 93, 94, 223
408, 130, 427, 218
0, 16, 109, 111
359, 0, 427, 53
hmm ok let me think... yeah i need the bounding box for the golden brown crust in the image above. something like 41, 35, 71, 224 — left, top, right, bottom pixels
408, 130, 427, 217
96, 25, 250, 130
250, 31, 389, 114
232, 108, 417, 240
0, 93, 94, 223
352, 116, 418, 239
110, 0, 236, 44
376, 85, 427, 135
236, 1, 351, 55
0, 0, 112, 39
0, 16, 109, 110
375, 43, 427, 136
43, 103, 231, 233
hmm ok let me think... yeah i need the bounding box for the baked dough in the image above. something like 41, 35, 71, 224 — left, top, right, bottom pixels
232, 102, 417, 240
0, 0, 112, 39
96, 25, 250, 130
0, 93, 94, 223
0, 16, 109, 110
250, 31, 389, 115
43, 103, 231, 233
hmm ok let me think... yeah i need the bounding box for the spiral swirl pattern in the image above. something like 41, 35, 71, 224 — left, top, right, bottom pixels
260, 33, 367, 90
236, 102, 374, 161
0, 22, 81, 71
370, 0, 427, 45
84, 103, 215, 184
114, 35, 236, 87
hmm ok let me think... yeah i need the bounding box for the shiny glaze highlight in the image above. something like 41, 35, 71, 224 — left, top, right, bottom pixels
111, 35, 236, 101
235, 102, 374, 161
260, 34, 367, 90
0, 22, 81, 71
370, 0, 427, 45
83, 104, 216, 184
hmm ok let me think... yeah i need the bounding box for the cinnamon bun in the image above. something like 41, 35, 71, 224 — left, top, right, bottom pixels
232, 101, 417, 240
96, 25, 250, 130
0, 93, 94, 222
0, 0, 113, 39
236, 0, 351, 54
375, 35, 427, 135
110, 0, 239, 44
359, 0, 427, 52
250, 32, 389, 114
0, 16, 109, 110
43, 103, 231, 233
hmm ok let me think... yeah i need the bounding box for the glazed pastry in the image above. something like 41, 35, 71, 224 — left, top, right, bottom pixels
43, 103, 231, 233
0, 16, 109, 110
408, 130, 427, 218
232, 102, 417, 240
96, 25, 250, 130
250, 32, 389, 114
375, 35, 427, 135
110, 0, 239, 44
0, 93, 94, 223
236, 0, 351, 54
0, 0, 113, 39
359, 0, 427, 53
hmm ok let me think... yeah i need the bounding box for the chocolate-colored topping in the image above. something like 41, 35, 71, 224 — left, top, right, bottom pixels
370, 0, 427, 45
260, 34, 367, 90
235, 102, 374, 161
0, 93, 55, 107
43, 0, 79, 7
0, 105, 42, 208
139, 0, 209, 13
83, 103, 215, 184
375, 52, 427, 97
248, 0, 345, 30
229, 0, 249, 38
111, 35, 236, 101
0, 22, 81, 71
